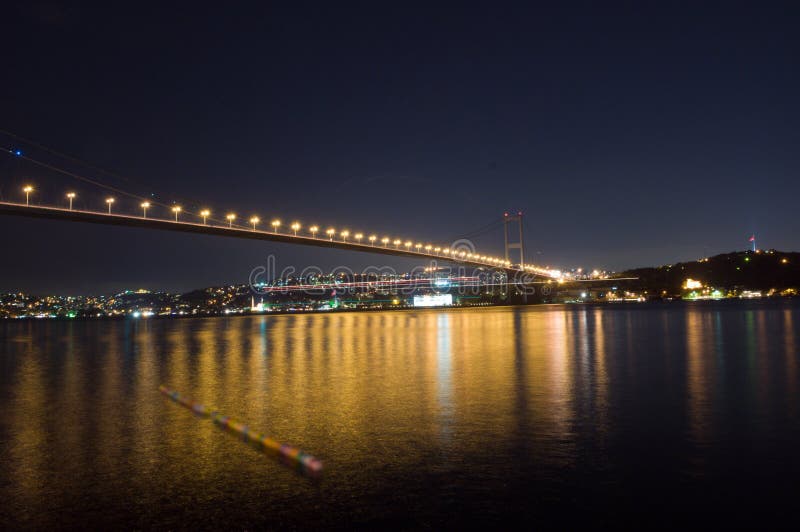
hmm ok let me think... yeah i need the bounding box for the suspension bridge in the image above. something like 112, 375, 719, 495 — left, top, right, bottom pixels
0, 140, 563, 279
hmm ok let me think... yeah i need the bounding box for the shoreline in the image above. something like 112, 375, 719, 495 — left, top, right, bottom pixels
3, 296, 798, 323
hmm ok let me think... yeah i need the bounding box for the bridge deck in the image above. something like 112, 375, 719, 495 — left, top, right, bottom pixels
0, 201, 545, 276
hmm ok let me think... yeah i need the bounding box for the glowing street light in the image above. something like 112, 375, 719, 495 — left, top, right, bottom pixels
442, 248, 450, 255
23, 185, 33, 206
250, 216, 260, 230
354, 233, 363, 243
434, 246, 441, 254
393, 239, 401, 248
66, 192, 76, 210
368, 234, 377, 245
106, 197, 115, 214
309, 225, 319, 238
381, 237, 390, 247
271, 219, 281, 233
141, 201, 150, 218
425, 244, 432, 252
172, 205, 182, 221
200, 209, 210, 225
404, 241, 412, 250
291, 222, 301, 235
341, 230, 350, 242
415, 243, 422, 251
226, 213, 236, 227
326, 228, 335, 241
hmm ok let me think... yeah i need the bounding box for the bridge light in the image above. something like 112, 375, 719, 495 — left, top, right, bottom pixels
326, 228, 335, 240
381, 237, 390, 246
141, 201, 150, 218
442, 248, 450, 255
172, 205, 182, 222
271, 219, 281, 233
354, 232, 363, 243
393, 239, 401, 248
341, 230, 350, 242
250, 216, 260, 230
404, 241, 412, 249
200, 209, 211, 225
226, 213, 236, 227
23, 185, 34, 205
424, 244, 432, 252
291, 222, 301, 235
66, 192, 76, 210
309, 225, 319, 237
368, 234, 377, 245
106, 197, 115, 214
434, 247, 441, 253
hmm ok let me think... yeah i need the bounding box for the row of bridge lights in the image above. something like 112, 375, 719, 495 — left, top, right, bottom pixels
18, 185, 515, 267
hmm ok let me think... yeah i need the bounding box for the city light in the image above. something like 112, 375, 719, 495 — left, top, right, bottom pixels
309, 225, 319, 237
369, 235, 377, 245
141, 201, 150, 218
250, 216, 260, 230
381, 237, 390, 246
341, 230, 350, 242
106, 197, 115, 214
405, 241, 412, 249
393, 239, 401, 248
66, 192, 76, 210
326, 228, 335, 240
291, 222, 301, 235
172, 205, 181, 221
23, 185, 33, 205
684, 278, 703, 290
271, 219, 281, 233
354, 232, 363, 243
227, 213, 236, 227
200, 209, 210, 224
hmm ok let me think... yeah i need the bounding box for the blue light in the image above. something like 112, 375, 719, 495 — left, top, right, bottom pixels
14, 149, 22, 156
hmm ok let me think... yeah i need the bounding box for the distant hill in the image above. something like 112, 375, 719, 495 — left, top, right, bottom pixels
620, 250, 800, 294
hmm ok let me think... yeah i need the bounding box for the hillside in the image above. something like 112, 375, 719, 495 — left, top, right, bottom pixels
620, 250, 800, 294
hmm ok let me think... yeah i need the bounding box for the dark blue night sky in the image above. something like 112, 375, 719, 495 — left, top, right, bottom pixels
1, 2, 798, 293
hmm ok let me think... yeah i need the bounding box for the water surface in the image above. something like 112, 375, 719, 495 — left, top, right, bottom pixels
0, 301, 798, 528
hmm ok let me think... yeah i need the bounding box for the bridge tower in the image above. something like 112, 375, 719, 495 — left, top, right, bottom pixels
503, 212, 524, 269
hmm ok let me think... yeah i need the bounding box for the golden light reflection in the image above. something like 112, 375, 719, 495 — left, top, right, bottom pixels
685, 309, 714, 448
6, 305, 797, 518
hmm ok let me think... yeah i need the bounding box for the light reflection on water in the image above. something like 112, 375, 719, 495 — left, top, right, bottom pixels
0, 301, 798, 528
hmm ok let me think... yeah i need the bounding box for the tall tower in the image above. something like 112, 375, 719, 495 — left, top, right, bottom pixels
503, 212, 525, 269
